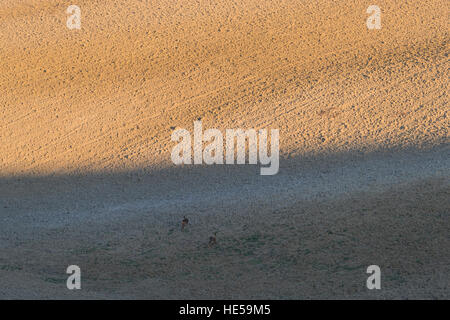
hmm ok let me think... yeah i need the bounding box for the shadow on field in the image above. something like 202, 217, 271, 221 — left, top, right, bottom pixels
0, 145, 449, 298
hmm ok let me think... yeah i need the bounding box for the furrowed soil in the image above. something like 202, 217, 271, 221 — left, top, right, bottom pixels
0, 0, 448, 298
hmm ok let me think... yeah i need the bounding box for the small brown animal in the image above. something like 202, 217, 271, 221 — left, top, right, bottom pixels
181, 216, 189, 230
208, 232, 217, 247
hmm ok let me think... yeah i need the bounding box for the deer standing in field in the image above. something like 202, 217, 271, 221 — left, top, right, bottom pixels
181, 216, 189, 231
208, 232, 217, 247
